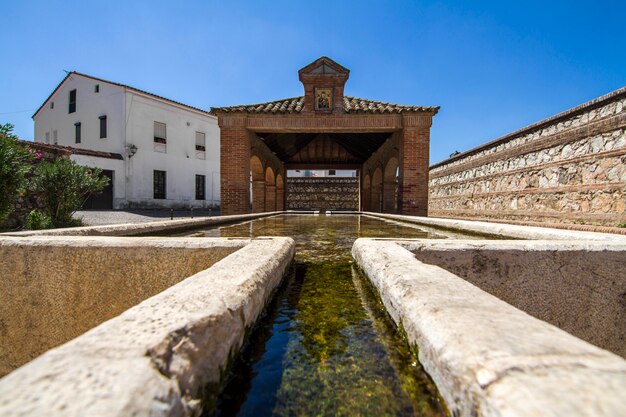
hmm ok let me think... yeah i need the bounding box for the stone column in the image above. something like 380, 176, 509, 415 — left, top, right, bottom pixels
219, 118, 250, 215
399, 114, 433, 216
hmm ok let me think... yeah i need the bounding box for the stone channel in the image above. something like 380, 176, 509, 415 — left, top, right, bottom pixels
176, 214, 467, 416
1, 212, 625, 417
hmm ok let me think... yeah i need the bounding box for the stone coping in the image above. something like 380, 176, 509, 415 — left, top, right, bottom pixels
0, 236, 295, 417
364, 212, 626, 241
0, 211, 283, 237
399, 239, 626, 357
352, 238, 626, 417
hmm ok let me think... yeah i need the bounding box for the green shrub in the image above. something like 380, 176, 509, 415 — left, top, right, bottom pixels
30, 159, 109, 228
618, 222, 626, 228
0, 123, 33, 222
25, 210, 52, 230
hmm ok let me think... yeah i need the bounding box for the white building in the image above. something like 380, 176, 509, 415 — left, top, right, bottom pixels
33, 72, 220, 209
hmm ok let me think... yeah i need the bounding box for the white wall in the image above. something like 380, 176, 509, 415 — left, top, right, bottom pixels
34, 74, 125, 154
70, 154, 126, 208
33, 73, 221, 209
124, 91, 220, 208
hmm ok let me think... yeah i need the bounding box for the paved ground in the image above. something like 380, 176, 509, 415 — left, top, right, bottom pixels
74, 209, 220, 226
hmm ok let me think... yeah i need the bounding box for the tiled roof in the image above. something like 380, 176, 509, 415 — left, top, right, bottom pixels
211, 96, 439, 114
33, 72, 214, 119
19, 140, 124, 160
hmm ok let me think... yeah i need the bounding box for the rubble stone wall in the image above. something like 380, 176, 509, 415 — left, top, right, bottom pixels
287, 177, 359, 210
429, 88, 626, 227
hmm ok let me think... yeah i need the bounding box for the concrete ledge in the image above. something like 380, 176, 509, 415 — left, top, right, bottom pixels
0, 236, 248, 376
0, 237, 295, 417
400, 239, 626, 357
0, 211, 283, 237
364, 212, 626, 241
352, 238, 626, 417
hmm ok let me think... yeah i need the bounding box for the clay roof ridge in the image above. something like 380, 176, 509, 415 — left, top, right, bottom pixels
33, 71, 214, 119
212, 95, 439, 114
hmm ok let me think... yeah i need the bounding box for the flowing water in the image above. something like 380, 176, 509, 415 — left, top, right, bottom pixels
181, 214, 455, 417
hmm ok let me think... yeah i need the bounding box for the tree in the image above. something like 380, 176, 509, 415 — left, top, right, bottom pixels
30, 159, 109, 227
0, 123, 33, 222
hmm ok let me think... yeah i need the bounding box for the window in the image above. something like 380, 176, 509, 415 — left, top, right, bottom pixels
53, 130, 58, 144
153, 170, 166, 199
45, 132, 50, 144
50, 102, 54, 109
69, 89, 76, 113
153, 122, 166, 144
195, 175, 206, 200
75, 122, 81, 144
328, 170, 336, 176
99, 115, 107, 138
195, 131, 206, 151
94, 84, 99, 93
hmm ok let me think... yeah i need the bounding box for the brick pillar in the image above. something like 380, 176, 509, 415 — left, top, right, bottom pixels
370, 183, 382, 212
382, 181, 398, 213
265, 185, 276, 212
220, 122, 250, 215
276, 188, 285, 211
252, 181, 265, 213
399, 114, 433, 216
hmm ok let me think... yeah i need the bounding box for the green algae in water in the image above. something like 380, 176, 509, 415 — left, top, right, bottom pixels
187, 215, 449, 416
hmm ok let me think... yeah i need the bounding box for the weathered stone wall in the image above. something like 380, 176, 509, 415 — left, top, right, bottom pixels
0, 237, 245, 376
286, 177, 359, 210
429, 87, 626, 226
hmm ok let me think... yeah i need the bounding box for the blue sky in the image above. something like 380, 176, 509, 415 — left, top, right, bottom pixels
1, 0, 624, 164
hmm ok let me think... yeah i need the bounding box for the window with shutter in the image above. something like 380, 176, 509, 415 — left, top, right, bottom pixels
195, 132, 206, 151
154, 122, 167, 144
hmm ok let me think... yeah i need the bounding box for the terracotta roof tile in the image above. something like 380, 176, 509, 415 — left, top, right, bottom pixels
211, 96, 438, 114
33, 72, 214, 119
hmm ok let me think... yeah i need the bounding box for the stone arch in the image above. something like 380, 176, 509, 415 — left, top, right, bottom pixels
276, 173, 285, 211
362, 173, 371, 212
371, 167, 383, 212
250, 155, 265, 213
383, 156, 399, 213
265, 166, 276, 212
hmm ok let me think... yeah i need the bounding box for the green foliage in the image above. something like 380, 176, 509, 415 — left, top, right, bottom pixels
618, 222, 626, 228
30, 159, 109, 228
25, 210, 52, 230
0, 123, 33, 221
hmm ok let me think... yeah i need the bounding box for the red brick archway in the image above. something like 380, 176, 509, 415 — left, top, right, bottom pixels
212, 57, 438, 216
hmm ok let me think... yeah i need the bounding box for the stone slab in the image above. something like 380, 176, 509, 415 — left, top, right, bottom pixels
0, 236, 248, 376
0, 211, 283, 237
364, 212, 626, 241
352, 238, 626, 417
398, 239, 626, 357
0, 237, 295, 417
